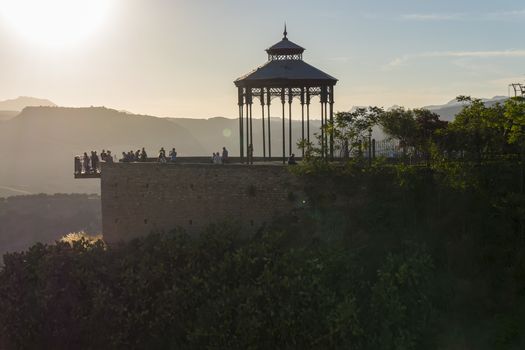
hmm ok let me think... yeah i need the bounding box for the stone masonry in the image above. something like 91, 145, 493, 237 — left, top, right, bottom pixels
101, 162, 304, 243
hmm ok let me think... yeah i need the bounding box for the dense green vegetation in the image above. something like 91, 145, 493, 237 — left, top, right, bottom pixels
1, 97, 525, 349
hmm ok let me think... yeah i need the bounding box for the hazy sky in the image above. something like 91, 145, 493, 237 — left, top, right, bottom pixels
0, 0, 524, 118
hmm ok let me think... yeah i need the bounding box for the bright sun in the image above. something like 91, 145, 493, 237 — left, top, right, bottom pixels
0, 0, 113, 47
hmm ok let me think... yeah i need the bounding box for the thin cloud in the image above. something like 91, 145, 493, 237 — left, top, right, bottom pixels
401, 13, 463, 21
383, 50, 525, 70
400, 9, 525, 22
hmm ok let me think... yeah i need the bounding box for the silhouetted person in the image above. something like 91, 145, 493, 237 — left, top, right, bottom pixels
135, 149, 141, 161
83, 152, 90, 173
169, 148, 177, 162
222, 147, 229, 163
90, 151, 95, 173
140, 147, 148, 161
106, 150, 113, 163
158, 147, 167, 163
91, 151, 99, 173
288, 153, 297, 165
101, 149, 107, 162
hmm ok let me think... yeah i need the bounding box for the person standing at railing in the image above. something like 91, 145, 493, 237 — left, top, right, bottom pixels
169, 148, 177, 162
222, 147, 229, 163
83, 152, 90, 173
140, 148, 148, 162
158, 147, 167, 163
213, 151, 222, 164
106, 150, 113, 163
91, 151, 100, 173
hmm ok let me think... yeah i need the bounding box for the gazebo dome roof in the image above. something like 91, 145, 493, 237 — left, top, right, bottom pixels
265, 25, 305, 55
234, 59, 337, 87
235, 26, 337, 88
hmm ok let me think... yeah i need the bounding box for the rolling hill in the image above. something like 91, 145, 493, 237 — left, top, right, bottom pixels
0, 106, 323, 195
0, 95, 504, 196
0, 107, 206, 194
423, 96, 508, 121
0, 96, 56, 111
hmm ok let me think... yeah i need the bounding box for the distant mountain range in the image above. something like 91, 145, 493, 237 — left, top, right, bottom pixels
0, 96, 56, 122
0, 105, 321, 195
0, 95, 509, 195
423, 96, 508, 121
0, 96, 56, 111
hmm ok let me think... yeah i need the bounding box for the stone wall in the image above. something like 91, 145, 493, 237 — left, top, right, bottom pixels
101, 162, 304, 243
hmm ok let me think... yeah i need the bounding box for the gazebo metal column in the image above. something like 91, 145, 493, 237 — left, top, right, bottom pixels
281, 88, 286, 164
261, 88, 266, 159
245, 89, 253, 164
300, 87, 305, 157
267, 89, 272, 159
307, 89, 311, 144
324, 102, 329, 158
329, 86, 335, 159
288, 87, 293, 157
249, 97, 253, 164
320, 86, 328, 159
319, 95, 324, 158
238, 87, 244, 162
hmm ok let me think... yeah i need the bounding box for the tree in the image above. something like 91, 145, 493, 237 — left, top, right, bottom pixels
379, 108, 418, 158
413, 109, 448, 162
444, 96, 511, 161
329, 107, 383, 158
504, 96, 525, 145
504, 97, 525, 192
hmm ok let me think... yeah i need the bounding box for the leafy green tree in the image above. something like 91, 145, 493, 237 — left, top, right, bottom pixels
443, 96, 512, 161
379, 108, 418, 158
327, 107, 383, 158
504, 96, 525, 145
0, 223, 437, 350
413, 109, 448, 162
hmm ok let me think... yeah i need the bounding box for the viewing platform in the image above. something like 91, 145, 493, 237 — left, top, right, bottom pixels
74, 156, 304, 179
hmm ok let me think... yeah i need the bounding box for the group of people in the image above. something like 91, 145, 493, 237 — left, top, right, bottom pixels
76, 145, 297, 174
120, 147, 179, 164
158, 148, 178, 163
100, 149, 114, 163
121, 148, 148, 162
76, 149, 115, 175
212, 147, 229, 164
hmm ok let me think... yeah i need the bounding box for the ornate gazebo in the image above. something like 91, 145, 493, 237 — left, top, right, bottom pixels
234, 26, 338, 163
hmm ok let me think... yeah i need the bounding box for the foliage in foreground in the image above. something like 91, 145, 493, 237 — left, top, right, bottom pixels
3, 96, 525, 349
0, 224, 433, 350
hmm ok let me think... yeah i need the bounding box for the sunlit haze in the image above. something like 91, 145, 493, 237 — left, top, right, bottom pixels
0, 0, 113, 47
0, 0, 523, 118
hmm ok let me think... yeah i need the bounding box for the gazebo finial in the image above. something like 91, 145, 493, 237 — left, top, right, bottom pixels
283, 22, 288, 39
